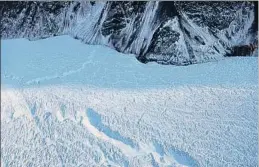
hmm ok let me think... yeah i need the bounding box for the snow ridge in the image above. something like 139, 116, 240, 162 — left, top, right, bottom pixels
1, 85, 257, 167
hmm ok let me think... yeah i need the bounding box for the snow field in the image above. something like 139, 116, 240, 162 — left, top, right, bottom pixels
1, 36, 258, 167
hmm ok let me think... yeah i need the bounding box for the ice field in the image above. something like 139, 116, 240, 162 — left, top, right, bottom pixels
1, 36, 258, 167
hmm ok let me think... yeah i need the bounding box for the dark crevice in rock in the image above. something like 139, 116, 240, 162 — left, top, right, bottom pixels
225, 44, 258, 57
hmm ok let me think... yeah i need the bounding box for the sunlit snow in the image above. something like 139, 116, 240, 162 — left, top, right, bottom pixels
1, 36, 258, 167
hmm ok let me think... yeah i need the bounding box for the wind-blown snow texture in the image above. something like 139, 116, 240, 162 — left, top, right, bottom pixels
1, 36, 258, 167
0, 1, 258, 65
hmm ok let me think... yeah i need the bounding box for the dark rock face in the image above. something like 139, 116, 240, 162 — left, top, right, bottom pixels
0, 1, 257, 65
0, 1, 72, 39
226, 44, 258, 56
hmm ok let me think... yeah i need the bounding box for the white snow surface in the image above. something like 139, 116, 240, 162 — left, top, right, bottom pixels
1, 36, 258, 167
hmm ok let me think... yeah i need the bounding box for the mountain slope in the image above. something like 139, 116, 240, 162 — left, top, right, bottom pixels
0, 1, 258, 65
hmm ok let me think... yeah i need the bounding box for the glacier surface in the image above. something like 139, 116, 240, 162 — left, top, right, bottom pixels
1, 36, 258, 167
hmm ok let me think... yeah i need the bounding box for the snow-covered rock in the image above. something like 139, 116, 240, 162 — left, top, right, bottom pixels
0, 1, 257, 65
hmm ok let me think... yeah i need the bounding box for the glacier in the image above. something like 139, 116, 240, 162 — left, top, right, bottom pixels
2, 36, 257, 88
1, 36, 258, 167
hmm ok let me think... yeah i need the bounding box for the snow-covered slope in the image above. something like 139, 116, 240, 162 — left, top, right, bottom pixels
1, 36, 258, 167
1, 1, 258, 65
